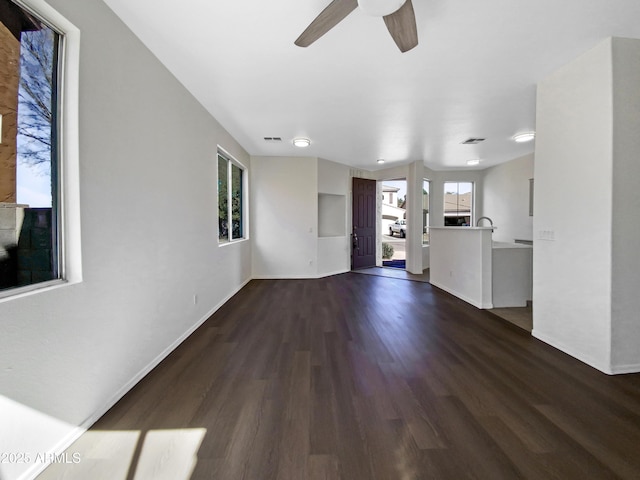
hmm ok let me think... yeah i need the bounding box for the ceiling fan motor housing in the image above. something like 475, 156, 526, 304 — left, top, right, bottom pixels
357, 0, 407, 17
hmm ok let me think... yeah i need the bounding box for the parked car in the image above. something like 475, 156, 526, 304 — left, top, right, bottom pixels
389, 219, 406, 238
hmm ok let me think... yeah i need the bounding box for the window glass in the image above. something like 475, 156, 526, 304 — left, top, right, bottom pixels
443, 182, 473, 226
231, 163, 243, 239
1, 2, 61, 292
217, 151, 246, 243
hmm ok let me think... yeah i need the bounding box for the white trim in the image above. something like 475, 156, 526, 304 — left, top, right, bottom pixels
252, 274, 322, 280
217, 147, 249, 244
609, 363, 640, 375
0, 279, 66, 303
532, 329, 614, 375
429, 280, 493, 309
218, 237, 250, 247
253, 270, 352, 280
315, 269, 350, 278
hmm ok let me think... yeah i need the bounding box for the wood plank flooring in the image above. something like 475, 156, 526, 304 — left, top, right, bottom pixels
39, 273, 640, 480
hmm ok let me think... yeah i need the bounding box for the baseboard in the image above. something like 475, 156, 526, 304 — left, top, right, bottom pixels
20, 276, 252, 480
609, 363, 640, 375
429, 280, 493, 309
531, 329, 614, 375
315, 269, 350, 278
252, 274, 313, 279
17, 425, 86, 480
252, 270, 350, 280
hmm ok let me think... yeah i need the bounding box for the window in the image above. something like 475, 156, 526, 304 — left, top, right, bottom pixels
217, 150, 246, 243
1, 1, 64, 294
443, 182, 473, 226
422, 179, 430, 244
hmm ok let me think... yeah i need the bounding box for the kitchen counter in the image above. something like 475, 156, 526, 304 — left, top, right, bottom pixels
429, 228, 532, 309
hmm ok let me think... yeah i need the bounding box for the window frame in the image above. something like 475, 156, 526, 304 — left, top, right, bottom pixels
217, 147, 248, 245
0, 0, 81, 302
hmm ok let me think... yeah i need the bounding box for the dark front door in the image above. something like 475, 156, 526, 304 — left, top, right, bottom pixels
352, 177, 376, 269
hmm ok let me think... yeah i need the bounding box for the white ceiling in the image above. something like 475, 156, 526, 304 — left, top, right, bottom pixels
102, 0, 640, 171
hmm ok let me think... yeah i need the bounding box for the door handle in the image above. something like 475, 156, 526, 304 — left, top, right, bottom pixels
352, 232, 358, 250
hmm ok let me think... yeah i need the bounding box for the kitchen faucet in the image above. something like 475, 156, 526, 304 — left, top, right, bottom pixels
476, 216, 494, 227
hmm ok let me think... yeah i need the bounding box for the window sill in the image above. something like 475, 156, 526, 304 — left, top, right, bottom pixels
0, 278, 71, 303
218, 237, 250, 247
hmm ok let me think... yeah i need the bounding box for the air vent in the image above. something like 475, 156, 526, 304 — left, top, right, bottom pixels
263, 137, 282, 142
461, 138, 485, 145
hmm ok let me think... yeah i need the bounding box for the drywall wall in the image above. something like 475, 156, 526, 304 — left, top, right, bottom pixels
482, 154, 534, 243
0, 1, 252, 479
251, 156, 318, 278
610, 38, 640, 372
533, 38, 614, 372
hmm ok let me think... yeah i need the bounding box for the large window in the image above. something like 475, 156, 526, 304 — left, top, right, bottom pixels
1, 1, 63, 293
443, 182, 473, 226
217, 150, 246, 243
422, 179, 430, 244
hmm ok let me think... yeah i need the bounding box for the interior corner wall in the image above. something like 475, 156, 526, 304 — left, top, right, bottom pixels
533, 38, 614, 373
482, 153, 534, 243
251, 156, 318, 278
0, 1, 252, 479
610, 38, 640, 372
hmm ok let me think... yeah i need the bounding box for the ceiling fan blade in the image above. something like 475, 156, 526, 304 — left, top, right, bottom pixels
295, 0, 358, 47
383, 0, 418, 52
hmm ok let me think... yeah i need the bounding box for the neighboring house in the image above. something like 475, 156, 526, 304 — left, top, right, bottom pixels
444, 191, 472, 226
381, 184, 406, 234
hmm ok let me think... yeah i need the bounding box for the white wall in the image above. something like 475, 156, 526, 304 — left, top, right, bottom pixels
0, 1, 252, 479
610, 38, 640, 371
251, 156, 318, 278
533, 38, 614, 373
482, 154, 534, 243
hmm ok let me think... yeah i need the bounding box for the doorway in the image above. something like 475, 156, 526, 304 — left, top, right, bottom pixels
351, 177, 376, 270
381, 179, 407, 269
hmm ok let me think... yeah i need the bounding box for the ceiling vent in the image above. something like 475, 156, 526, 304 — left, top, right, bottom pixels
461, 138, 485, 145
263, 137, 282, 142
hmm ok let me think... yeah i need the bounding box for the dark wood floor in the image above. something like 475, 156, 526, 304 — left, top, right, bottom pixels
40, 273, 640, 479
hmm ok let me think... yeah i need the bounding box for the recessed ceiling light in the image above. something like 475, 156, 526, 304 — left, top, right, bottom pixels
513, 132, 535, 143
293, 137, 311, 147
466, 159, 480, 166
377, 159, 385, 164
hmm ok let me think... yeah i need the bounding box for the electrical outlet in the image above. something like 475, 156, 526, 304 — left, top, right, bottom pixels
193, 294, 198, 305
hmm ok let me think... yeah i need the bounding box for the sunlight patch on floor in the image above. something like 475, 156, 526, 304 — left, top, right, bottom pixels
37, 428, 207, 480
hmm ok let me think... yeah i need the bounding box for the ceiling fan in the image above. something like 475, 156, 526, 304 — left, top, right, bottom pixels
295, 0, 418, 53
